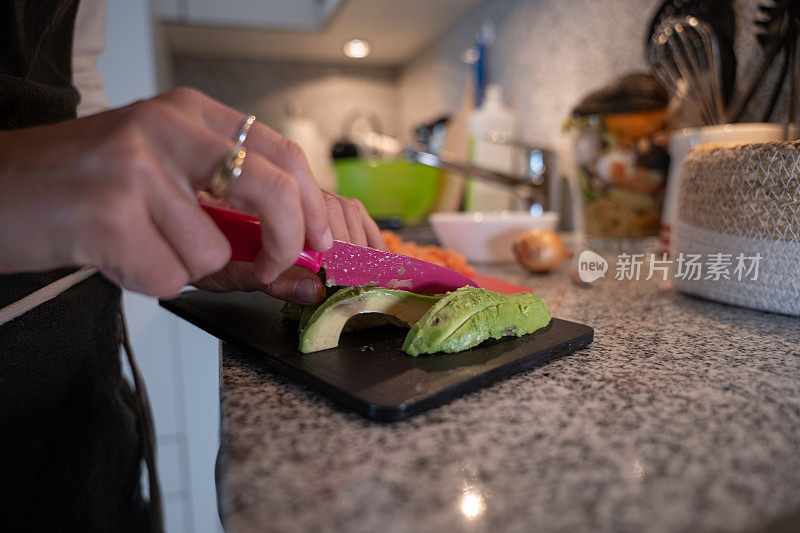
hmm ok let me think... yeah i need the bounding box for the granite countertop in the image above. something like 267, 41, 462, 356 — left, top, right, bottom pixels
218, 252, 800, 533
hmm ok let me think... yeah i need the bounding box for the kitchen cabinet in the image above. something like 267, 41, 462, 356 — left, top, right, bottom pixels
153, 0, 342, 30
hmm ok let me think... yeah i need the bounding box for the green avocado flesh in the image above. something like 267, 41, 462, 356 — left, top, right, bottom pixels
284, 286, 551, 356
402, 287, 551, 356
297, 287, 441, 354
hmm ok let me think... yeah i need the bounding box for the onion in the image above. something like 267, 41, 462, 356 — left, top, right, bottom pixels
513, 230, 570, 273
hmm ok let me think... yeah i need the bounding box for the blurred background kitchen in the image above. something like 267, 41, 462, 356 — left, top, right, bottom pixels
97, 0, 796, 531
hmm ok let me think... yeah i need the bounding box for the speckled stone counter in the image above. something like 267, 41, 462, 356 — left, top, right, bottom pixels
218, 260, 800, 533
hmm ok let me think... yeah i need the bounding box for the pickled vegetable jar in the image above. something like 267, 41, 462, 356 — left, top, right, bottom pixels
567, 74, 671, 242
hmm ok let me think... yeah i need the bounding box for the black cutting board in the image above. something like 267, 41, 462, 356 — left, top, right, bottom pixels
160, 290, 594, 422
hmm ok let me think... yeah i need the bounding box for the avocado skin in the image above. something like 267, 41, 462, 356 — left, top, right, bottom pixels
280, 302, 303, 321
298, 286, 358, 331
403, 287, 551, 356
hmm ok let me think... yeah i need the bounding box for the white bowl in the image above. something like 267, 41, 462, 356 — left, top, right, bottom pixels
429, 211, 560, 263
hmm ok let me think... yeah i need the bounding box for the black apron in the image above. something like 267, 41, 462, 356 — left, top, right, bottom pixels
0, 1, 150, 530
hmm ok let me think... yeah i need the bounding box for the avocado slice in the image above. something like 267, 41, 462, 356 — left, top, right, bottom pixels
402, 287, 504, 352
298, 287, 441, 354
402, 287, 551, 356
284, 295, 408, 331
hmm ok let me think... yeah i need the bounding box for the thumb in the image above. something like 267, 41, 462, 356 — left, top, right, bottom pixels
264, 265, 325, 305
193, 263, 325, 305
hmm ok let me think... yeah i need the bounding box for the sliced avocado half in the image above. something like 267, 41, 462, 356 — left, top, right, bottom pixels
298, 287, 441, 354
402, 287, 551, 356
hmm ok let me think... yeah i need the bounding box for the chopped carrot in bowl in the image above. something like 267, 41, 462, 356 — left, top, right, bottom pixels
381, 231, 475, 278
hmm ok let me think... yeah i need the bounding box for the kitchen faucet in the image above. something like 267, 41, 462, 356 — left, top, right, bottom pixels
405, 130, 552, 213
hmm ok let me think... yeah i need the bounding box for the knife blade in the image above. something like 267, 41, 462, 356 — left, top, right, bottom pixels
201, 203, 478, 293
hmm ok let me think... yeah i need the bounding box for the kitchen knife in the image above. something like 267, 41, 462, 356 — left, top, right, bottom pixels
201, 203, 478, 293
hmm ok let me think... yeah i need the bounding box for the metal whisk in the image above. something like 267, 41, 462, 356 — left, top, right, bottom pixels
648, 15, 727, 125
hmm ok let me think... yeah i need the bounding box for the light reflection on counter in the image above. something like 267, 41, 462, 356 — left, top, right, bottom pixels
460, 489, 486, 519
454, 463, 488, 520
633, 459, 645, 480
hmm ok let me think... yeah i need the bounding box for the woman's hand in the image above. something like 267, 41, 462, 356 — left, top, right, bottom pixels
0, 87, 333, 297
320, 190, 385, 250
193, 191, 385, 304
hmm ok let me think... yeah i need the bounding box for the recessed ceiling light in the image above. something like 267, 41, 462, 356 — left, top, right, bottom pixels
343, 38, 370, 59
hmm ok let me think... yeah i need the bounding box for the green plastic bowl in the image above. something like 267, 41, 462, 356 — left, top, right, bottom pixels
333, 158, 442, 224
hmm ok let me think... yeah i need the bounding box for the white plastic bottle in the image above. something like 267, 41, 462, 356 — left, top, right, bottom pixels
467, 84, 517, 211
281, 108, 336, 191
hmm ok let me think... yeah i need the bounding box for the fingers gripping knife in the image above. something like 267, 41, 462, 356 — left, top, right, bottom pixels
201, 204, 478, 294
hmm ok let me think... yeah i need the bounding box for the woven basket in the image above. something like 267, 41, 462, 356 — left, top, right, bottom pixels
671, 140, 800, 316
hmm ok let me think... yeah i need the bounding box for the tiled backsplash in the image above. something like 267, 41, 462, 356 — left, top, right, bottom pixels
399, 0, 780, 159
172, 56, 401, 142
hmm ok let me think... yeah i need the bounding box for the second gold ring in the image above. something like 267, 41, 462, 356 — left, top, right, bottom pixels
207, 114, 256, 198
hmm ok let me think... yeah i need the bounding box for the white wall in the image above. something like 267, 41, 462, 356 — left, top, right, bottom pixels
98, 0, 159, 106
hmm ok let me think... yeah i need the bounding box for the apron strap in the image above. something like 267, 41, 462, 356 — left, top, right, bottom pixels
119, 305, 165, 533
0, 266, 98, 325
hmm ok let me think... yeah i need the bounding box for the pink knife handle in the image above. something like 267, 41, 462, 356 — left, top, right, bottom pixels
200, 203, 324, 272
295, 249, 324, 272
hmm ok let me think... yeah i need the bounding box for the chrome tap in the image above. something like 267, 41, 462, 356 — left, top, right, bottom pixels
405, 133, 552, 213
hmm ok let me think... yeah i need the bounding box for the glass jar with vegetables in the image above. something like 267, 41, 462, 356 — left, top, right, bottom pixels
566, 74, 671, 246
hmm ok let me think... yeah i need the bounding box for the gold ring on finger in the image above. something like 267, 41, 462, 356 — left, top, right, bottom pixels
207, 145, 247, 198
206, 113, 256, 198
